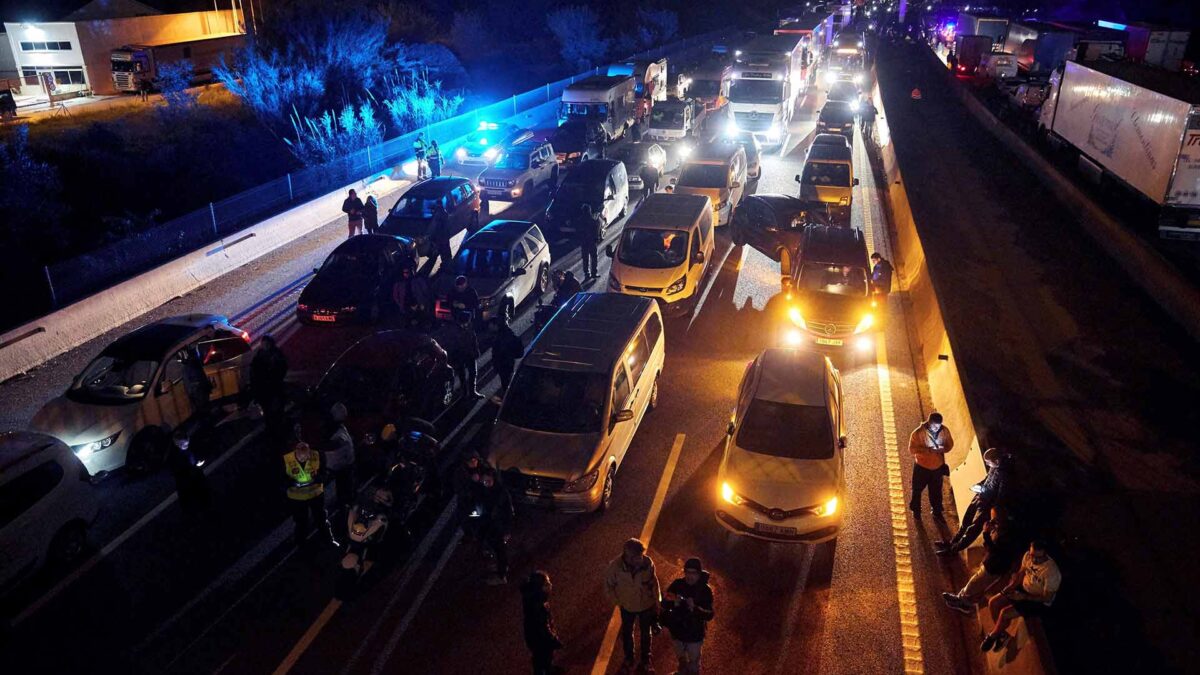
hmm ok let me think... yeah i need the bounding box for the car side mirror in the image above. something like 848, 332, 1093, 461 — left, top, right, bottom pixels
838, 436, 848, 449
727, 421, 735, 436
794, 174, 802, 183
512, 267, 527, 277
605, 244, 615, 258
853, 178, 860, 186
694, 250, 706, 264
731, 181, 742, 189
613, 409, 635, 423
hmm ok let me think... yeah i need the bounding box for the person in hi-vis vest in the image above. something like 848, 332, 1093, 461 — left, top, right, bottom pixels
283, 442, 337, 549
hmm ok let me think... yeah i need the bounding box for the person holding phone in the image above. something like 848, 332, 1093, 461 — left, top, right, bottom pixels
908, 412, 954, 518
661, 558, 715, 674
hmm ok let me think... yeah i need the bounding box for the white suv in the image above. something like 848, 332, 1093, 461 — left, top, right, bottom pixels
0, 431, 99, 592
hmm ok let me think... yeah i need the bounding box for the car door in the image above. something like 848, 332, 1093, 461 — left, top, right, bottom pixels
199, 329, 252, 402
445, 186, 465, 232
687, 226, 706, 295
607, 362, 636, 468
509, 239, 533, 303
739, 199, 776, 257
624, 328, 653, 420
0, 459, 67, 589
602, 176, 618, 225
153, 349, 192, 429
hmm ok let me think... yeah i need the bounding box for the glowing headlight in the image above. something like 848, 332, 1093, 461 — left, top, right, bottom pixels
854, 313, 874, 333
484, 147, 499, 160
814, 496, 839, 517
455, 147, 467, 159
855, 336, 873, 352
784, 329, 804, 346
850, 101, 861, 112
678, 145, 694, 158
721, 481, 746, 505
665, 275, 687, 295
563, 467, 599, 493
824, 71, 838, 85
853, 73, 864, 84
72, 432, 121, 458
787, 306, 807, 329
767, 124, 782, 140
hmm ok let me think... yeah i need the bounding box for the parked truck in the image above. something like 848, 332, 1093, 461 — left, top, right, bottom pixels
953, 35, 994, 75
110, 33, 244, 93
1038, 60, 1200, 238
607, 58, 668, 121
728, 34, 807, 147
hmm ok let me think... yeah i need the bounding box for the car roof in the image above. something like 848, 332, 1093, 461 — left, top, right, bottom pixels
752, 348, 829, 406
801, 225, 868, 266
0, 431, 65, 475
509, 139, 548, 153
464, 220, 536, 247
563, 159, 621, 182
524, 293, 653, 373
689, 141, 742, 163
102, 314, 225, 359
813, 133, 850, 146
406, 177, 469, 196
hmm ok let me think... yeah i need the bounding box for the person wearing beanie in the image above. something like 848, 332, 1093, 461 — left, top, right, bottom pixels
661, 557, 715, 674
936, 448, 1014, 555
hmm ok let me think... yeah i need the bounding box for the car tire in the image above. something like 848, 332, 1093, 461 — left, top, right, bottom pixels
128, 428, 168, 474
648, 375, 659, 411
597, 464, 616, 513
534, 263, 550, 296
47, 521, 88, 569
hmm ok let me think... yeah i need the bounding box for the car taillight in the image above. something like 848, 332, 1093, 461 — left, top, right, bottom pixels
240, 329, 251, 343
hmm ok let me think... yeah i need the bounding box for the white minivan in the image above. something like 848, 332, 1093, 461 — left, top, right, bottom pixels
487, 294, 665, 513
672, 141, 748, 225
606, 193, 715, 317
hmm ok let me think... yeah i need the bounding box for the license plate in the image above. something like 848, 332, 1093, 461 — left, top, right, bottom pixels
815, 337, 843, 346
312, 314, 337, 322
754, 522, 797, 536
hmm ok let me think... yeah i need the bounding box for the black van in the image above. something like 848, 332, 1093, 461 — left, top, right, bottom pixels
543, 159, 630, 239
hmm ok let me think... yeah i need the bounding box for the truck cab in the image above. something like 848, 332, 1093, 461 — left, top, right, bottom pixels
647, 98, 701, 142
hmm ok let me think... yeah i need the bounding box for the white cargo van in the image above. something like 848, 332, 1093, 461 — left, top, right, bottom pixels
606, 193, 715, 316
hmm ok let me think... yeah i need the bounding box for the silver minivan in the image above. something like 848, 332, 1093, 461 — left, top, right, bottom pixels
487, 293, 665, 513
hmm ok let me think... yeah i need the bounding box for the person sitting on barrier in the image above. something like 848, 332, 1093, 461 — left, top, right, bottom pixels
981, 539, 1062, 653
936, 448, 1013, 555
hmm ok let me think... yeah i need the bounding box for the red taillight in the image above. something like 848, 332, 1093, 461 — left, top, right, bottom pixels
958, 65, 966, 71
241, 329, 251, 343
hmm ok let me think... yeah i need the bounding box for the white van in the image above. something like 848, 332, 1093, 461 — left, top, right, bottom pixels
672, 141, 748, 225
487, 294, 665, 513
606, 193, 715, 317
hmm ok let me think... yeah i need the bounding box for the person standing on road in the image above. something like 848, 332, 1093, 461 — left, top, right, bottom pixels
363, 195, 379, 235
448, 275, 481, 322
250, 335, 290, 452
430, 200, 454, 271
323, 402, 356, 509
522, 570, 563, 675
414, 132, 428, 180
429, 140, 443, 178
908, 412, 953, 518
392, 265, 431, 326
479, 471, 513, 585
604, 538, 661, 673
936, 448, 1013, 555
489, 317, 524, 401
870, 252, 894, 298
640, 163, 661, 203
342, 189, 365, 238
947, 51, 959, 73
283, 441, 337, 549
169, 430, 210, 516
981, 540, 1062, 653
448, 310, 483, 399
578, 203, 602, 279
942, 506, 1021, 613
661, 557, 715, 674
860, 100, 878, 140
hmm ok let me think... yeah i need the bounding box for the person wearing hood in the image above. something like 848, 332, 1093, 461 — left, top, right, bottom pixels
604, 538, 661, 672
323, 402, 356, 508
661, 557, 715, 674
363, 195, 380, 235
521, 570, 563, 675
936, 448, 1013, 555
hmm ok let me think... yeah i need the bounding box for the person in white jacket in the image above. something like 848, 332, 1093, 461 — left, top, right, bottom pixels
981, 539, 1062, 653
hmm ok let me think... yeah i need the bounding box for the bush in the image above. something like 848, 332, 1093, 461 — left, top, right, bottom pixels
0, 125, 66, 262
381, 71, 465, 133
547, 6, 611, 70
158, 60, 197, 109
636, 9, 679, 49
286, 102, 384, 166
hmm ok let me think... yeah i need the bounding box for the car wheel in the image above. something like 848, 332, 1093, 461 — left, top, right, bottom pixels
597, 464, 616, 513
648, 375, 659, 411
534, 263, 550, 296
127, 429, 168, 474
48, 521, 88, 569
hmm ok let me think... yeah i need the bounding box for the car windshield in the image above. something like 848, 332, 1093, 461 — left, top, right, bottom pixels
678, 163, 728, 188
689, 79, 721, 98
455, 247, 511, 278
737, 400, 834, 459
111, 59, 136, 73
801, 162, 851, 187
618, 228, 689, 269
729, 79, 783, 103
797, 263, 868, 296
651, 107, 685, 129
391, 195, 440, 218
69, 355, 159, 402
493, 152, 529, 170
500, 366, 608, 433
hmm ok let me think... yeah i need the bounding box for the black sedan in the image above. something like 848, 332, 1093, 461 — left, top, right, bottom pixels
551, 119, 606, 166
731, 194, 843, 262
297, 234, 417, 324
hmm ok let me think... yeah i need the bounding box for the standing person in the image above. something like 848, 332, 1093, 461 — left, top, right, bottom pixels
138, 76, 151, 102
908, 412, 954, 518
428, 140, 443, 178
860, 100, 878, 140
392, 265, 431, 325
414, 132, 428, 180
323, 402, 355, 509
480, 189, 491, 220
489, 317, 524, 402
942, 507, 1020, 613
181, 347, 212, 425
430, 200, 454, 272
169, 430, 210, 516
629, 118, 643, 142
342, 189, 365, 238
604, 538, 661, 673
479, 471, 513, 585
362, 194, 380, 235
578, 203, 602, 279
283, 442, 337, 549
522, 571, 564, 675
448, 311, 483, 399
936, 448, 1013, 555
639, 162, 660, 203
981, 540, 1062, 652
870, 252, 894, 298
448, 275, 481, 320
661, 558, 715, 674
947, 51, 959, 73
250, 335, 290, 452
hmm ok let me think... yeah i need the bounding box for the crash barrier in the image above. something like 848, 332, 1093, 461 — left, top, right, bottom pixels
927, 50, 1200, 346
0, 34, 721, 383
872, 72, 1053, 675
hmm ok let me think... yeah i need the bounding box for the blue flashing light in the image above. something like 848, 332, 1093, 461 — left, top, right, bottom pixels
1097, 20, 1127, 31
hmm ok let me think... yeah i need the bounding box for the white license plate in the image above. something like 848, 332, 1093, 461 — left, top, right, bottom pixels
312, 314, 337, 322
754, 522, 797, 536
815, 337, 843, 346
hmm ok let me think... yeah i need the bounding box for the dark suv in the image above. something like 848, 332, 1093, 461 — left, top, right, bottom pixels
380, 177, 481, 257
786, 225, 876, 352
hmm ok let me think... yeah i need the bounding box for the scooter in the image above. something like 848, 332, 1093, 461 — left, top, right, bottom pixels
338, 460, 425, 591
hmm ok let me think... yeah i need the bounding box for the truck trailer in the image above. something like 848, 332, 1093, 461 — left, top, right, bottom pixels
111, 33, 244, 93
957, 12, 1008, 49
1038, 60, 1200, 238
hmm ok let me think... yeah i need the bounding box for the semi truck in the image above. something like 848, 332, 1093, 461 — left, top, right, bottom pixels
111, 33, 244, 93
729, 33, 809, 146
957, 12, 1008, 49
558, 75, 637, 141
682, 63, 732, 111
1038, 60, 1200, 239
822, 31, 866, 87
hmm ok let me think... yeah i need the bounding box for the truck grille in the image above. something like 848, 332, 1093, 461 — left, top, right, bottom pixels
734, 112, 773, 132
114, 73, 134, 91
503, 469, 565, 493
481, 178, 511, 188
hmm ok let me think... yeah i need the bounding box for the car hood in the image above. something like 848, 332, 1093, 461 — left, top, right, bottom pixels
724, 445, 840, 511
488, 422, 601, 482
547, 197, 597, 221
796, 289, 869, 323
31, 395, 134, 446
480, 168, 524, 181
470, 277, 510, 300
300, 272, 372, 308
611, 257, 686, 285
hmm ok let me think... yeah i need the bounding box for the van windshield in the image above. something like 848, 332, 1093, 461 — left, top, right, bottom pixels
801, 162, 851, 187
619, 228, 689, 269
797, 263, 868, 296
651, 107, 685, 129
501, 367, 608, 433
678, 163, 728, 188
69, 355, 158, 402
737, 400, 834, 459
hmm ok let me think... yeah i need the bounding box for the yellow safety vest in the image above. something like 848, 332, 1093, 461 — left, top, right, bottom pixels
283, 451, 324, 501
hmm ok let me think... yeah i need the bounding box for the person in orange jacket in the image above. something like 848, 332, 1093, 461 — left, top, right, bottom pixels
908, 412, 954, 518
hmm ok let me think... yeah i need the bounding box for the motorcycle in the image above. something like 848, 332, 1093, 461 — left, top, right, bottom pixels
337, 458, 426, 592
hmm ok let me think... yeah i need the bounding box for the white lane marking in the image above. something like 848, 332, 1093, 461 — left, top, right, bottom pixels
875, 332, 926, 674
273, 598, 344, 675
10, 427, 263, 628
590, 432, 687, 675
369, 527, 464, 675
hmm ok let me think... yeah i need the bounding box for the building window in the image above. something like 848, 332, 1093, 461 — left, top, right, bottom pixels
18, 40, 71, 51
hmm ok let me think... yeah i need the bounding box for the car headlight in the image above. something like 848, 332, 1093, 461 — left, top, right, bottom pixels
72, 432, 121, 458
608, 274, 622, 291
563, 467, 599, 493
484, 148, 499, 160
665, 275, 687, 295
814, 496, 839, 517
455, 147, 467, 159
678, 144, 693, 158
854, 313, 874, 333
721, 481, 747, 505
824, 71, 838, 85
787, 306, 807, 329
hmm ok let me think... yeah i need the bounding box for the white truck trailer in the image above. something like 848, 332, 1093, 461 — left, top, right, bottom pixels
111, 33, 244, 93
1038, 60, 1200, 239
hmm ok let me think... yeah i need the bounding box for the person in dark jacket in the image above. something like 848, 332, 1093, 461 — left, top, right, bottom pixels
342, 189, 365, 238
661, 557, 715, 674
363, 195, 380, 235
430, 201, 454, 271
169, 430, 210, 515
936, 448, 1013, 555
250, 335, 290, 452
392, 265, 431, 325
447, 275, 481, 319
639, 163, 661, 203
447, 310, 483, 399
551, 270, 582, 307
522, 570, 563, 675
578, 203, 602, 279
479, 470, 513, 585
870, 252, 894, 298
489, 317, 524, 400
942, 506, 1021, 613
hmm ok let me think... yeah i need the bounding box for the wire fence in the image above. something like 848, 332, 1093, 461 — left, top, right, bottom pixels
34, 31, 722, 318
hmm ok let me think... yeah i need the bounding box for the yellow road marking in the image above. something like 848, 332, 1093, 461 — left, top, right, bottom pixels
272, 598, 342, 675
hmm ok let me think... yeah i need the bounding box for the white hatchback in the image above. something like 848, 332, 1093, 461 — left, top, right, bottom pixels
716, 348, 846, 544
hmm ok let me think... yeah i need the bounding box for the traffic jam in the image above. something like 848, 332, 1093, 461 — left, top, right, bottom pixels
0, 8, 943, 675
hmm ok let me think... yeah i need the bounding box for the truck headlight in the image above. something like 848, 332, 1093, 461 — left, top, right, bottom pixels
455, 147, 467, 159
665, 275, 687, 295
854, 313, 874, 333
814, 496, 839, 516
72, 432, 121, 458
788, 306, 807, 329
563, 467, 599, 493
767, 123, 782, 140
